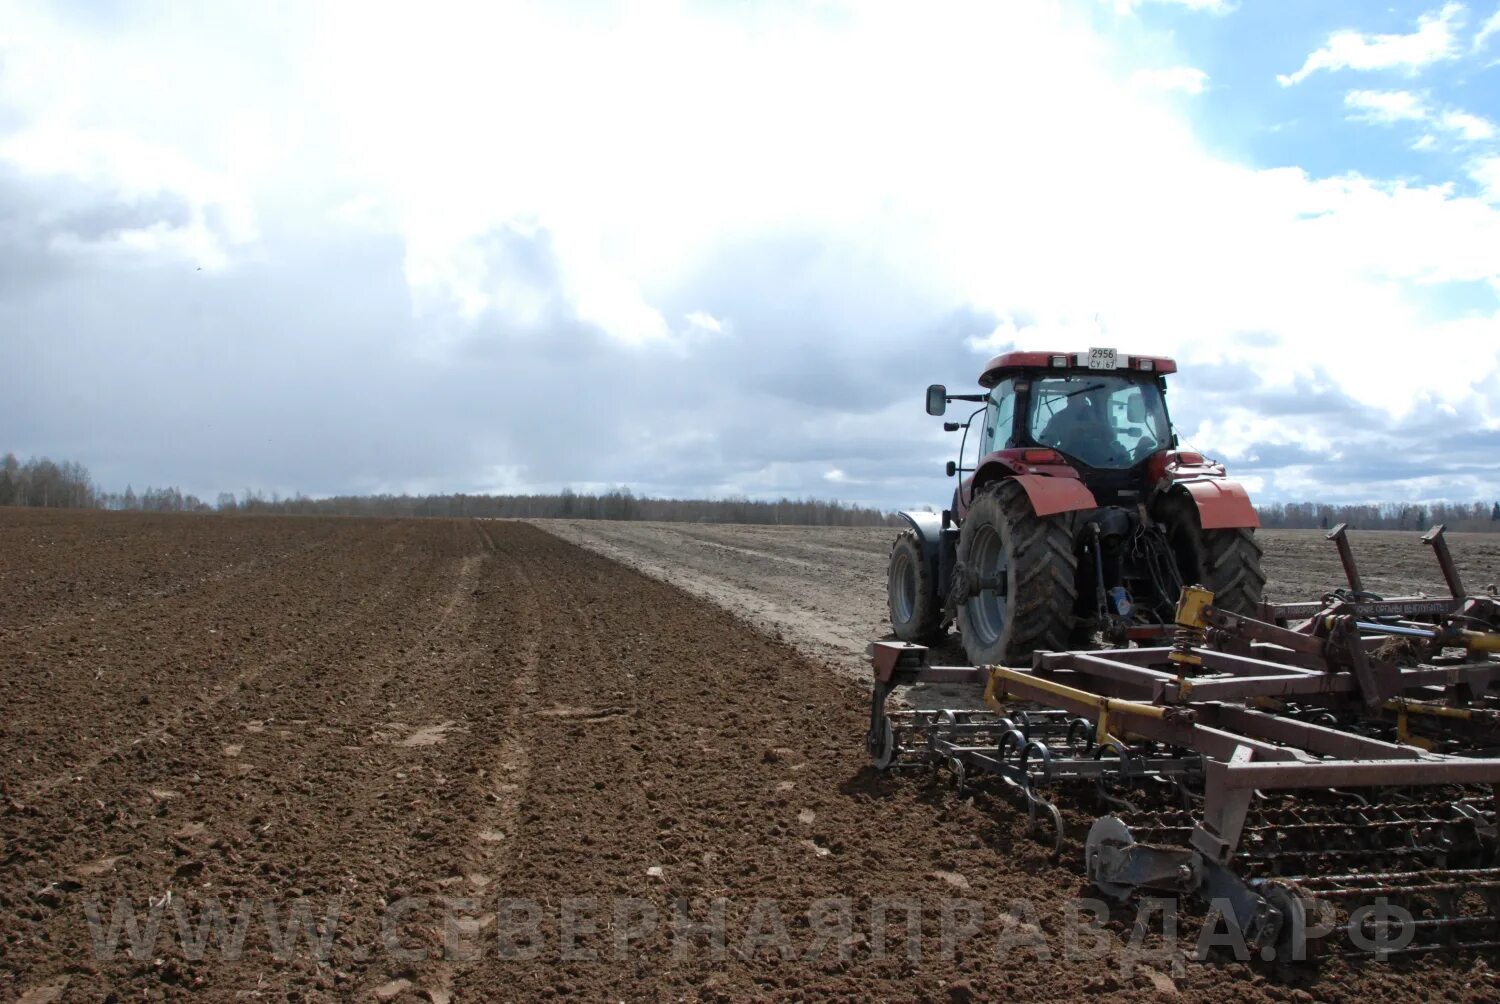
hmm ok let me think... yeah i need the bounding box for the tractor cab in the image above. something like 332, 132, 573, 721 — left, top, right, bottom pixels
928, 350, 1183, 511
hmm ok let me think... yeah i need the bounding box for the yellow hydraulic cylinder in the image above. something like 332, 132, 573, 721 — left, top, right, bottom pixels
1169, 585, 1214, 668
984, 665, 1171, 746
1461, 630, 1500, 654
1383, 698, 1479, 749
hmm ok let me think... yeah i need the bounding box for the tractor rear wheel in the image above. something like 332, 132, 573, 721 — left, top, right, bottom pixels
954, 480, 1077, 666
1158, 491, 1266, 615
887, 529, 945, 643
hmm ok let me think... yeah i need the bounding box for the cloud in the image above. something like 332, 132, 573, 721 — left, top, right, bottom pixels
1472, 156, 1500, 201
0, 1, 1496, 509
684, 311, 724, 337
1172, 365, 1500, 504
1343, 89, 1498, 146
1476, 6, 1500, 49
1440, 109, 1498, 141
1130, 66, 1210, 95
1279, 3, 1466, 86
1344, 89, 1430, 124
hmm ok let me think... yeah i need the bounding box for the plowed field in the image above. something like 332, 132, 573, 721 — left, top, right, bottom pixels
540, 520, 1500, 701
3, 510, 1497, 1002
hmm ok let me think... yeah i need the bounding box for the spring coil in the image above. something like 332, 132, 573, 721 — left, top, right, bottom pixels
1170, 622, 1205, 666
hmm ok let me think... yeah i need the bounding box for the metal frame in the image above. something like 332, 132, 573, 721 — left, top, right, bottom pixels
866, 526, 1500, 958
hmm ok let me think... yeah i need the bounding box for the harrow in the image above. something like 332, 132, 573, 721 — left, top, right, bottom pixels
867, 525, 1500, 959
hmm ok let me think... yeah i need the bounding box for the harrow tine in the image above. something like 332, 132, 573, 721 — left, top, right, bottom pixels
1325, 523, 1364, 595
1423, 524, 1467, 600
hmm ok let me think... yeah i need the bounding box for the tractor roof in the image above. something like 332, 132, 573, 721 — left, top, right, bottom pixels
978, 349, 1177, 388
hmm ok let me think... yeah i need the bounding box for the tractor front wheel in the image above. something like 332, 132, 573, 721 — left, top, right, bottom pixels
954, 480, 1077, 666
887, 529, 945, 643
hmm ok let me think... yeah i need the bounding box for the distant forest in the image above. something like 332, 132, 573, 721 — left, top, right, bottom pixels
1255, 501, 1500, 533
3, 452, 1498, 530
213, 489, 899, 526
0, 453, 897, 526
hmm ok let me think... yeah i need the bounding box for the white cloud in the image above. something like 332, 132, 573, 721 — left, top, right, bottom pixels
1343, 90, 1497, 146
684, 311, 724, 336
1476, 6, 1500, 49
1344, 89, 1430, 124
1344, 89, 1422, 124
1279, 3, 1466, 86
1130, 66, 1210, 95
0, 124, 255, 269
1472, 156, 1500, 201
1440, 109, 1499, 140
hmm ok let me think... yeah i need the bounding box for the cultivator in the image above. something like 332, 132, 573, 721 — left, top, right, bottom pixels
867, 526, 1500, 959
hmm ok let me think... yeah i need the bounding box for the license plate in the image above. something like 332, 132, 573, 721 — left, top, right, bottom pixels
1087, 347, 1117, 370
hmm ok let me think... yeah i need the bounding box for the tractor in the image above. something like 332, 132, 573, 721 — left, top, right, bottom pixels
888, 347, 1265, 665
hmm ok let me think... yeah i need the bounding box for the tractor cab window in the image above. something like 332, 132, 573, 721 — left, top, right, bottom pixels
1027, 375, 1170, 469
982, 379, 1016, 454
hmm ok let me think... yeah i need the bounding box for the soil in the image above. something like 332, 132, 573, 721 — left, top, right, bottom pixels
3, 510, 1499, 1002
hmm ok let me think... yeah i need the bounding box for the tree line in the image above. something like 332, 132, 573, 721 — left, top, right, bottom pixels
1253, 501, 1500, 532
5, 451, 1499, 530
1, 454, 100, 508
0, 455, 219, 512
0, 454, 896, 526
215, 487, 899, 525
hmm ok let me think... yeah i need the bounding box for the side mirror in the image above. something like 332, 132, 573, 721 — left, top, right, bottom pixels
1126, 396, 1146, 423
926, 384, 947, 416
945, 461, 957, 477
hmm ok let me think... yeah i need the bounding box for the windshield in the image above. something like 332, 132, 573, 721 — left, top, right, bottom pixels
1028, 375, 1171, 469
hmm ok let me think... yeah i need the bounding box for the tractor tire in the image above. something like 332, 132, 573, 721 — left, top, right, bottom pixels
1158, 491, 1266, 615
954, 480, 1077, 666
887, 529, 945, 643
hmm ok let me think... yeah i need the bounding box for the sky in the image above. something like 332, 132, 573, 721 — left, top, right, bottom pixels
1, 0, 1498, 510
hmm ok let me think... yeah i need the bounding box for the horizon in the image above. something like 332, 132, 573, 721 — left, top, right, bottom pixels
7, 448, 1498, 522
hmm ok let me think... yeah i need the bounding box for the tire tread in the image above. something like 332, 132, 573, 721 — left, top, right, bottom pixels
888, 529, 945, 642
957, 480, 1078, 664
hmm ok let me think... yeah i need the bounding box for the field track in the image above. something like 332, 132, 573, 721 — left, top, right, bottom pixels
3, 510, 1498, 1001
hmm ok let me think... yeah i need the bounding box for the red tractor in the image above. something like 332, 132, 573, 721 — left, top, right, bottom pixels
888, 348, 1265, 665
